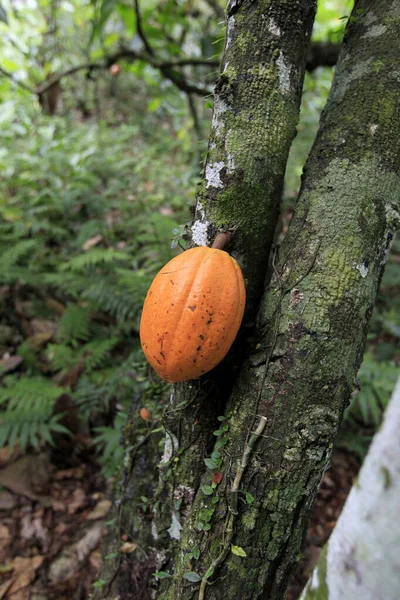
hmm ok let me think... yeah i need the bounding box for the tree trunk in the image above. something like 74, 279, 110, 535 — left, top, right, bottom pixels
97, 0, 400, 598
301, 378, 400, 600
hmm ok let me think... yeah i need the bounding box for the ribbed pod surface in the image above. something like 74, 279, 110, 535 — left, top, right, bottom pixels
140, 247, 246, 382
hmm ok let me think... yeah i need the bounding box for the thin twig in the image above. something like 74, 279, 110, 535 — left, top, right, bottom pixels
34, 50, 215, 97
0, 66, 35, 93
133, 0, 154, 56
198, 416, 268, 600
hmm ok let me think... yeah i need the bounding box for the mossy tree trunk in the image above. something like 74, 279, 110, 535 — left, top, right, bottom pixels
97, 0, 400, 599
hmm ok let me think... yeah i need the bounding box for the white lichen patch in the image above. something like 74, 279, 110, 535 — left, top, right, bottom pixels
196, 200, 206, 220
151, 521, 159, 541
168, 513, 182, 540
370, 123, 378, 135
267, 18, 281, 37
362, 24, 387, 38
212, 96, 228, 136
331, 59, 373, 103
191, 219, 209, 247
161, 432, 178, 464
206, 161, 225, 188
365, 11, 378, 26
356, 263, 369, 278
276, 51, 291, 94
226, 16, 235, 49
226, 151, 235, 174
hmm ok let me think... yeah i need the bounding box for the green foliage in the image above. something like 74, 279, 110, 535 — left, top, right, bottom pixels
346, 354, 399, 426
0, 86, 196, 464
93, 412, 127, 478
0, 376, 69, 449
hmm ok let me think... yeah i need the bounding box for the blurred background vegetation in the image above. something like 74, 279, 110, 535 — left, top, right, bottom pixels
0, 0, 398, 477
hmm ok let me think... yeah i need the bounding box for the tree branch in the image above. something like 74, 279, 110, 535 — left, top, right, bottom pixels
34, 50, 216, 97
0, 66, 35, 93
133, 0, 155, 56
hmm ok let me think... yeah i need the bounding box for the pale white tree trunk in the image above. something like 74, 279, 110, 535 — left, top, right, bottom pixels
301, 378, 400, 600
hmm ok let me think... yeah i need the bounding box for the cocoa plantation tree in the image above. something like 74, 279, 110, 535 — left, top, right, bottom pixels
97, 0, 400, 599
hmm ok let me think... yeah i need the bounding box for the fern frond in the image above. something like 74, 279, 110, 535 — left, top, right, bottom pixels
82, 279, 140, 321
58, 304, 91, 342
0, 376, 68, 450
60, 248, 131, 272
79, 337, 119, 372
46, 343, 77, 372
0, 240, 37, 282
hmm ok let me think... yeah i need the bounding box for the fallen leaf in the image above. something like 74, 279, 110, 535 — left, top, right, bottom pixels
0, 490, 17, 510
67, 488, 86, 515
86, 499, 112, 521
82, 234, 103, 251
0, 523, 10, 545
53, 467, 85, 481
30, 319, 57, 336
0, 579, 13, 600
89, 550, 102, 570
0, 355, 23, 375
49, 524, 104, 582
7, 556, 44, 599
119, 542, 138, 553
26, 332, 54, 350
0, 454, 51, 500
20, 514, 49, 550
0, 446, 21, 468
45, 297, 65, 315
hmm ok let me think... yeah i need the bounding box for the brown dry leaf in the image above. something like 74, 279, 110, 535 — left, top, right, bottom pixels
26, 332, 54, 350
49, 524, 104, 582
7, 555, 44, 600
67, 488, 86, 515
30, 319, 57, 336
0, 524, 11, 547
20, 514, 49, 550
86, 500, 112, 521
119, 542, 138, 554
89, 550, 102, 571
0, 356, 23, 375
82, 234, 103, 251
15, 300, 32, 320
45, 297, 65, 315
0, 454, 51, 500
53, 466, 85, 481
0, 446, 21, 468
0, 491, 17, 511
0, 563, 13, 575
59, 361, 86, 388
0, 579, 13, 600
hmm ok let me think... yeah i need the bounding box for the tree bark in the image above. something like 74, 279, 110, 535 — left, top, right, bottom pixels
301, 378, 400, 600
97, 0, 400, 599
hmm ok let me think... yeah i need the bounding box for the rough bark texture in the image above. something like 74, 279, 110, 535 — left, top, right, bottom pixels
97, 0, 400, 599
156, 1, 400, 598
301, 378, 400, 600
96, 2, 316, 599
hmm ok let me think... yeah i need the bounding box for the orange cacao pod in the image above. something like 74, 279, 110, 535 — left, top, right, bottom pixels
140, 247, 246, 382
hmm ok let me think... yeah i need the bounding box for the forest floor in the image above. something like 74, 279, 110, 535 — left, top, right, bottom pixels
0, 447, 359, 600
